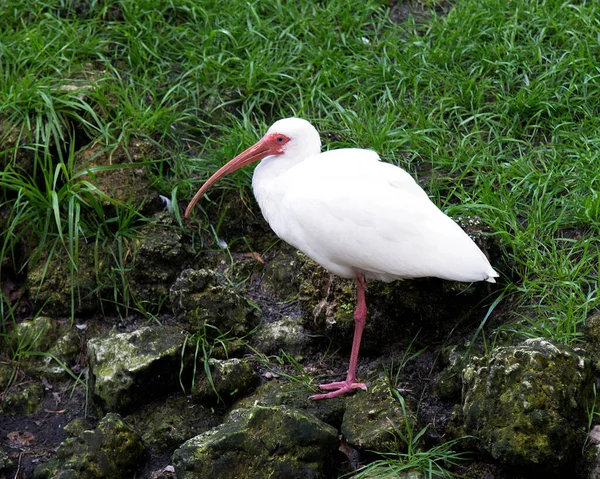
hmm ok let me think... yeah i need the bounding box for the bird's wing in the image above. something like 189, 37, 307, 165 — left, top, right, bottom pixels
272, 150, 496, 282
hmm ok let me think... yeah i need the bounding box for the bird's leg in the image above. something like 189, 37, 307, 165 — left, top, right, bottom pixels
310, 275, 368, 400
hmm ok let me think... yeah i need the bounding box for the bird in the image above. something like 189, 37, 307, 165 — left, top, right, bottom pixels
185, 118, 499, 400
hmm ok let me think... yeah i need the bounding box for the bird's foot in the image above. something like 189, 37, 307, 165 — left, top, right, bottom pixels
310, 380, 367, 400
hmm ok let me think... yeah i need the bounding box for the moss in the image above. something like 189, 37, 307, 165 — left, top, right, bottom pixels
35, 413, 144, 479
341, 376, 416, 451
173, 405, 338, 479
170, 268, 258, 335
88, 326, 187, 413
1, 381, 45, 415
461, 338, 594, 469
192, 358, 258, 406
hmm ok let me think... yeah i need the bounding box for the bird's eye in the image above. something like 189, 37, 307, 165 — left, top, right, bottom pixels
277, 136, 284, 142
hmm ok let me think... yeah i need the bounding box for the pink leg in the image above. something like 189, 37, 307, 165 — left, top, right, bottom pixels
311, 275, 368, 400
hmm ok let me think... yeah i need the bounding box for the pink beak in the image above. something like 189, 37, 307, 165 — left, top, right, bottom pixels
184, 136, 277, 218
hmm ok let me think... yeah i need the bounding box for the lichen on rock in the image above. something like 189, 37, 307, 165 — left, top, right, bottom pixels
87, 326, 187, 413
170, 268, 258, 335
459, 337, 594, 469
172, 405, 338, 479
341, 376, 416, 452
191, 357, 257, 406
33, 413, 144, 479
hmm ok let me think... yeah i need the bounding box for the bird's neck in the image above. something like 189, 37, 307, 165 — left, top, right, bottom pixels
252, 153, 308, 221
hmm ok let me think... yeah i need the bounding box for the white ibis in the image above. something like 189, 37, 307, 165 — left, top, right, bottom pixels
185, 118, 499, 400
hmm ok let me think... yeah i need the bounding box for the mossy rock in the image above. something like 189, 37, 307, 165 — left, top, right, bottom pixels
9, 316, 81, 379
0, 445, 13, 473
28, 244, 110, 316
0, 363, 14, 391
173, 405, 338, 479
250, 315, 310, 356
33, 413, 144, 479
232, 379, 347, 427
192, 358, 258, 407
75, 138, 161, 211
1, 381, 44, 415
126, 395, 221, 452
125, 213, 192, 307
460, 338, 594, 469
296, 253, 489, 354
170, 268, 259, 335
88, 326, 188, 413
260, 246, 303, 301
341, 376, 416, 452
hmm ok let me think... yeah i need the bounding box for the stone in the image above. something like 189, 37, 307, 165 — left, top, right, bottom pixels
11, 317, 81, 379
33, 413, 144, 479
191, 358, 258, 406
1, 381, 44, 415
460, 338, 594, 469
341, 376, 416, 451
250, 315, 310, 355
28, 245, 108, 316
173, 405, 338, 478
232, 379, 346, 427
170, 268, 258, 334
126, 395, 220, 452
88, 326, 187, 413
125, 213, 191, 307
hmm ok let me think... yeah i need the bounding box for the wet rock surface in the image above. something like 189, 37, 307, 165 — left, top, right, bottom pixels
191, 357, 258, 406
173, 405, 339, 479
88, 326, 187, 413
33, 413, 144, 479
458, 338, 594, 471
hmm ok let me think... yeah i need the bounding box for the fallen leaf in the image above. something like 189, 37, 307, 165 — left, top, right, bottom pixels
7, 431, 35, 446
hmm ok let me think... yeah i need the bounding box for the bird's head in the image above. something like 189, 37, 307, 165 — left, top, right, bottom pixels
185, 118, 321, 217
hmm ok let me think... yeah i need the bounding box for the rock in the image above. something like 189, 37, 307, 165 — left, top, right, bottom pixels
250, 315, 310, 355
260, 247, 302, 301
76, 139, 161, 211
1, 381, 44, 415
434, 345, 467, 400
460, 338, 594, 469
88, 326, 187, 413
9, 316, 81, 379
0, 445, 12, 473
173, 405, 338, 479
125, 213, 191, 307
33, 413, 144, 479
342, 376, 416, 451
232, 379, 346, 427
28, 245, 109, 315
579, 441, 600, 479
170, 268, 258, 334
297, 253, 488, 354
126, 395, 220, 452
191, 358, 257, 406
0, 363, 13, 391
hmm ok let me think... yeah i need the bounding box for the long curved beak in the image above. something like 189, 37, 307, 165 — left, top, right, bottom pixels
184, 138, 273, 218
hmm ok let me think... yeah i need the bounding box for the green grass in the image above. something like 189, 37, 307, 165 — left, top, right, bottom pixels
351, 390, 470, 479
1, 0, 599, 335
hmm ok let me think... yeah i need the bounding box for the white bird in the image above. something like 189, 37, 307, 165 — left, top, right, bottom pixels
185, 118, 499, 400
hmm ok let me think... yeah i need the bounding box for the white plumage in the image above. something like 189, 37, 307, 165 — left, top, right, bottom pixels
185, 117, 499, 399
252, 118, 497, 283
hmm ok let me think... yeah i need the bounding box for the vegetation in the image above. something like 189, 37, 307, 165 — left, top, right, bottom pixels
2, 0, 600, 475
3, 0, 598, 341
